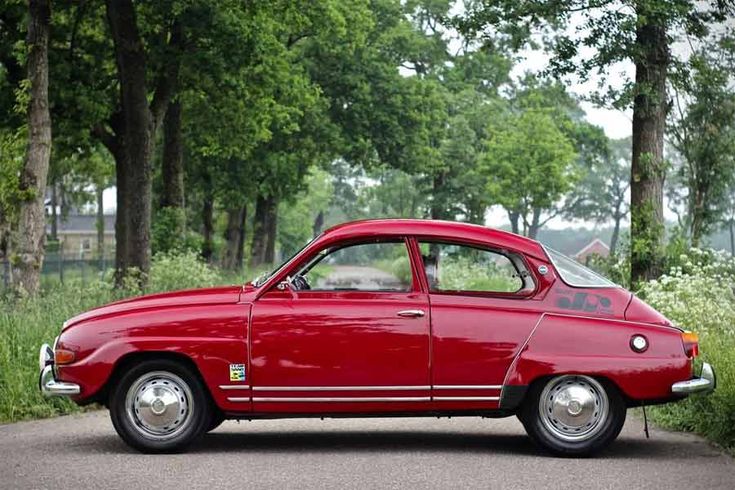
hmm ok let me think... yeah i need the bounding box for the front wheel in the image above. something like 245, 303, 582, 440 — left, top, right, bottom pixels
109, 359, 211, 453
518, 374, 626, 457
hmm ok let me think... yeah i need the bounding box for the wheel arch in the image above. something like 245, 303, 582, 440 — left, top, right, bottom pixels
91, 351, 215, 407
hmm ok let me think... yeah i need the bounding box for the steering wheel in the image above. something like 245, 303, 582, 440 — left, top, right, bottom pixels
290, 274, 311, 291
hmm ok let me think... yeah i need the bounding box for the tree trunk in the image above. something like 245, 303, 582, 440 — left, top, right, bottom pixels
313, 210, 324, 237
201, 193, 214, 263
105, 1, 180, 287
222, 205, 247, 271
50, 181, 57, 241
264, 197, 278, 264
508, 210, 519, 235
161, 99, 185, 210
106, 0, 155, 287
528, 208, 541, 239
729, 219, 734, 257
96, 185, 105, 262
250, 195, 268, 268
12, 0, 51, 295
689, 188, 705, 248
430, 172, 446, 220
630, 11, 669, 284
610, 213, 622, 255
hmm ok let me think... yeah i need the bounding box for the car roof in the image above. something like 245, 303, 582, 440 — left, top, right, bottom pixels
322, 219, 547, 260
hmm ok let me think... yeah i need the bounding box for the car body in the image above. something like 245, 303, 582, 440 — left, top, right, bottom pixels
39, 219, 715, 455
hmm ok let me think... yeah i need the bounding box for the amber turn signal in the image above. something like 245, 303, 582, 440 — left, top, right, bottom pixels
54, 349, 75, 365
681, 331, 699, 358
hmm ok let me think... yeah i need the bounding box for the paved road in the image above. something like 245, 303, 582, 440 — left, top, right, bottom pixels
1, 411, 733, 489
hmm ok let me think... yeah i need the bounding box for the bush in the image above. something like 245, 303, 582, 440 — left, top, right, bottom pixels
0, 252, 230, 423
638, 249, 735, 452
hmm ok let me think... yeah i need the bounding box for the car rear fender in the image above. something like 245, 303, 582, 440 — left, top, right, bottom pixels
502, 313, 691, 401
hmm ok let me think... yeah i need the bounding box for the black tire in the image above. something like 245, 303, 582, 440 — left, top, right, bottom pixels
206, 411, 226, 433
519, 375, 626, 457
109, 359, 211, 453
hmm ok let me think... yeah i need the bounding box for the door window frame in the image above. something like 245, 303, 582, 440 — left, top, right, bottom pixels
408, 237, 537, 299
267, 236, 424, 295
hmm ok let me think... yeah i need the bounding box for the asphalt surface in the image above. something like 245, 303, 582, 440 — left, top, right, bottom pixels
1, 410, 733, 489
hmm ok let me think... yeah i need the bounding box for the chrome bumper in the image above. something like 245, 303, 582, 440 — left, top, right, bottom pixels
671, 362, 716, 395
38, 343, 80, 397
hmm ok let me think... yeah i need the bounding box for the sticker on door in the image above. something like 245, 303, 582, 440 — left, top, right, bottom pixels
229, 364, 246, 382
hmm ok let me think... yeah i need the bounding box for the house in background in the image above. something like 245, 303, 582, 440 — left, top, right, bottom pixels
47, 214, 116, 258
573, 238, 610, 264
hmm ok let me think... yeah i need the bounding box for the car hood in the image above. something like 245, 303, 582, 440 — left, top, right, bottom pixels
62, 285, 243, 331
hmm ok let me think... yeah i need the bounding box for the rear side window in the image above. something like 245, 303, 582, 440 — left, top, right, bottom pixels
544, 247, 617, 288
418, 241, 533, 294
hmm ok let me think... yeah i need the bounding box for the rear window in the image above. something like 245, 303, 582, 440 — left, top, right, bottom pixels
544, 247, 617, 288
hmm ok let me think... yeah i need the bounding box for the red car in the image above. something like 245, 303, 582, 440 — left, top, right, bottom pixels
39, 219, 715, 455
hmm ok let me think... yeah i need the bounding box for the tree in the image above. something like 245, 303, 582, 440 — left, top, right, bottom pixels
568, 137, 631, 253
483, 108, 578, 238
668, 50, 735, 247
12, 0, 51, 295
460, 0, 735, 283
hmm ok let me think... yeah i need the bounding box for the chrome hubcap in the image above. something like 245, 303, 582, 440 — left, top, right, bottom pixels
125, 371, 193, 440
539, 375, 609, 442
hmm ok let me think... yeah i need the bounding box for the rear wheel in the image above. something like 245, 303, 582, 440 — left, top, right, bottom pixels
519, 374, 626, 457
109, 359, 211, 453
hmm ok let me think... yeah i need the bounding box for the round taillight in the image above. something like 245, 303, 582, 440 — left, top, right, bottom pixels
630, 335, 648, 353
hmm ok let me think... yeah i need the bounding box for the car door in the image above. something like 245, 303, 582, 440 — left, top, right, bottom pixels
250, 238, 432, 413
416, 240, 543, 409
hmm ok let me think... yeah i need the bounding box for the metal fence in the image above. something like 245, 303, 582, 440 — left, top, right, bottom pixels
1, 251, 115, 291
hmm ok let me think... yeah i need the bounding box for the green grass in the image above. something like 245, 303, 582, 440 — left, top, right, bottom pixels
647, 331, 735, 454
0, 282, 118, 422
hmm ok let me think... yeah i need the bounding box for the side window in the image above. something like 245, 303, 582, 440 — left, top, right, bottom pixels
419, 241, 530, 294
298, 241, 413, 292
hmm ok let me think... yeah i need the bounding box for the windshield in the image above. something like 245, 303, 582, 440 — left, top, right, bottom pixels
251, 234, 321, 287
544, 246, 617, 288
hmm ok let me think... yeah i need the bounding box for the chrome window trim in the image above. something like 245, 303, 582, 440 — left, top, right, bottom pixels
541, 244, 618, 289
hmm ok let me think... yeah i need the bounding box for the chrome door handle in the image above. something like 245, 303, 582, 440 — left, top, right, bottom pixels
397, 309, 425, 318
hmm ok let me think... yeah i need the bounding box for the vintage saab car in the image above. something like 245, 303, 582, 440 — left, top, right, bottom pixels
39, 219, 715, 455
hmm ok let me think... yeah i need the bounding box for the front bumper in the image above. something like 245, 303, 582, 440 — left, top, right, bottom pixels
38, 343, 80, 397
671, 362, 716, 395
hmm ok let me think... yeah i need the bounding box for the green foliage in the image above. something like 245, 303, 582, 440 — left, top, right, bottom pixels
668, 49, 735, 246
277, 168, 334, 257
151, 207, 200, 255
0, 128, 28, 225
638, 249, 735, 452
483, 106, 578, 234
436, 255, 520, 293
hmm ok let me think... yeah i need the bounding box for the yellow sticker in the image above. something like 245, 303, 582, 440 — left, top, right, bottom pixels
229, 364, 246, 382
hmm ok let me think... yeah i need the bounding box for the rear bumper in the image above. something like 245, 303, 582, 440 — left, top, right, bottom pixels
671, 362, 716, 395
38, 343, 80, 397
